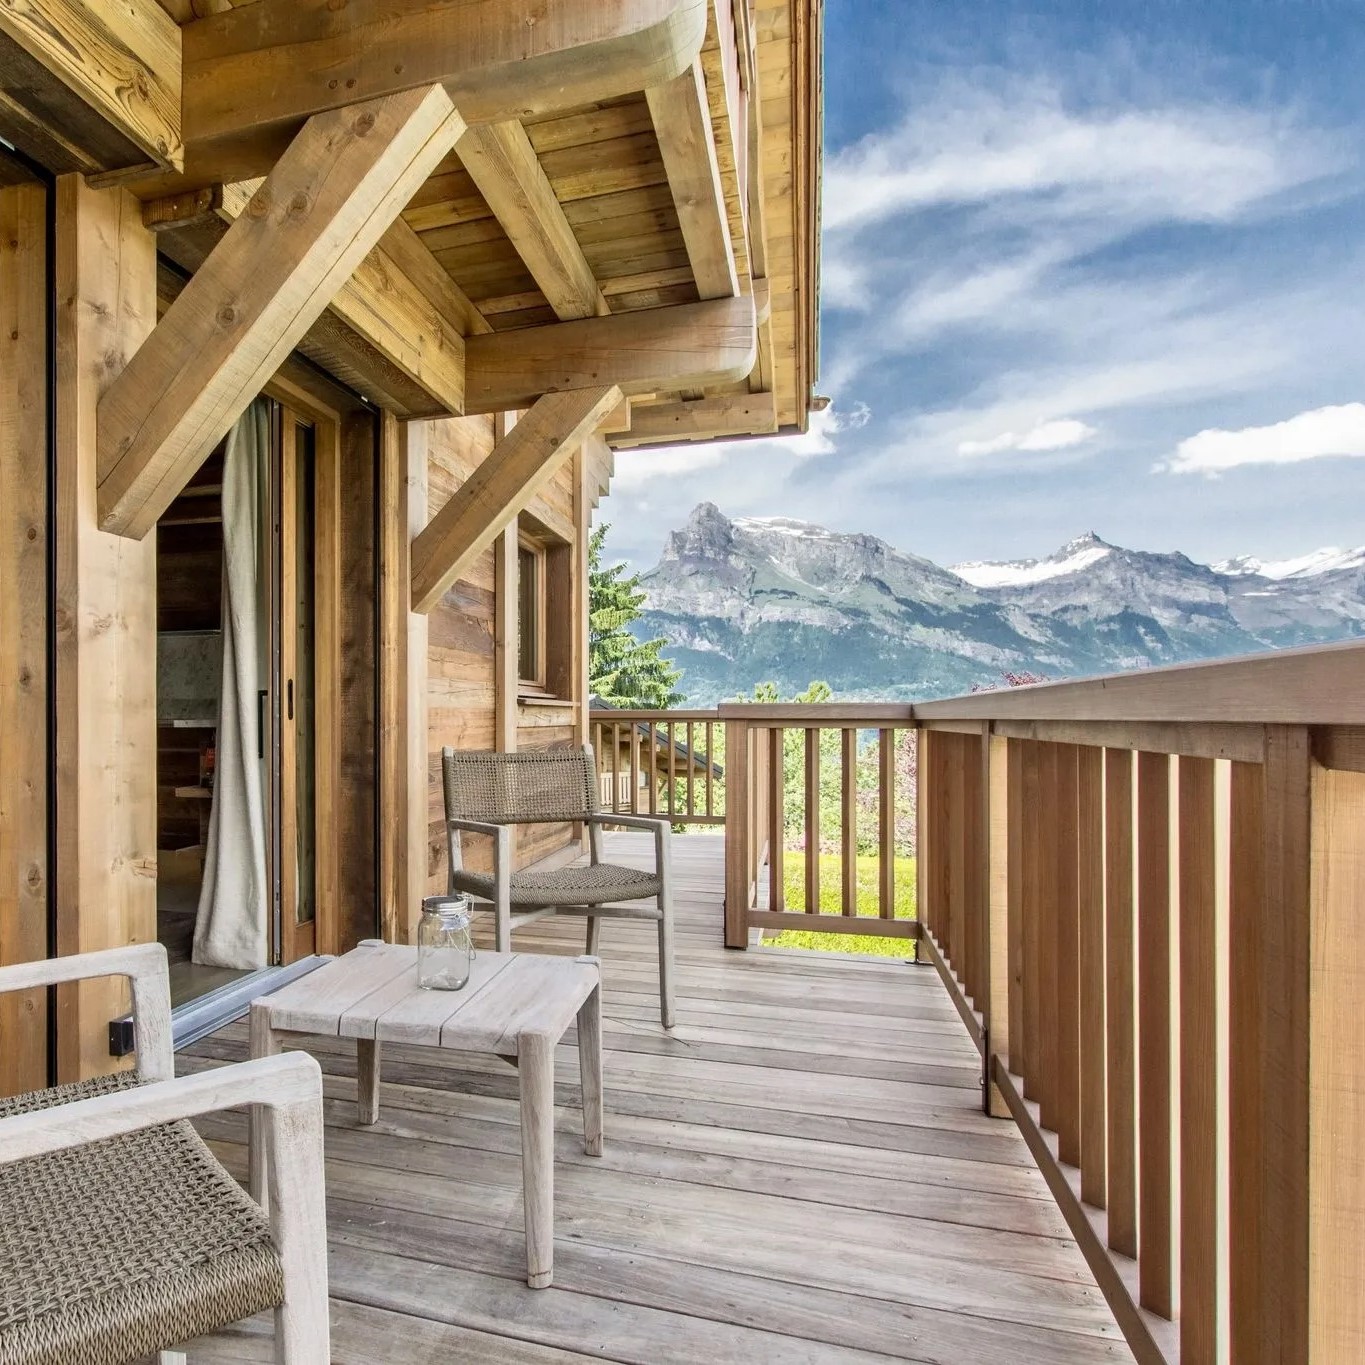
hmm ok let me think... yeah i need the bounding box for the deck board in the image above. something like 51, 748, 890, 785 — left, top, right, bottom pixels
183, 833, 1132, 1363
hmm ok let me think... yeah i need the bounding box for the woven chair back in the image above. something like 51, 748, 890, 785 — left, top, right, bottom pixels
442, 746, 600, 825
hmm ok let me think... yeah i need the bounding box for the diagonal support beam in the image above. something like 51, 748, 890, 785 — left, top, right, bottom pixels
96, 85, 465, 539
646, 58, 738, 300
462, 295, 756, 415
410, 386, 622, 614
173, 0, 707, 191
457, 121, 609, 321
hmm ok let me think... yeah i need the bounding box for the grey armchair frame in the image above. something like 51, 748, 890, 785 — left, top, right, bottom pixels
443, 744, 675, 1028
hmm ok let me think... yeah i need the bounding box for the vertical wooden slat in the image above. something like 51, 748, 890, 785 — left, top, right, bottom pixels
917, 729, 933, 943
947, 734, 967, 985
1308, 763, 1365, 1362
646, 722, 658, 815
628, 721, 641, 813
841, 728, 857, 916
665, 720, 676, 818
0, 182, 50, 1096
686, 720, 696, 818
722, 718, 750, 948
1077, 745, 1107, 1205
1036, 744, 1061, 1134
878, 729, 895, 919
1054, 744, 1081, 1168
610, 722, 621, 813
1020, 740, 1043, 1102
1105, 747, 1137, 1258
804, 727, 820, 914
1007, 739, 1025, 1077
768, 727, 785, 911
705, 720, 715, 819
986, 733, 1011, 1117
1137, 750, 1174, 1318
1179, 756, 1218, 1363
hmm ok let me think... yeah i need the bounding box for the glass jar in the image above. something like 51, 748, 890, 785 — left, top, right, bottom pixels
416, 895, 475, 990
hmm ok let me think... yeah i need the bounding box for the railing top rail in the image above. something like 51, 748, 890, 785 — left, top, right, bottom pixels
590, 709, 720, 721
910, 638, 1365, 726
716, 702, 916, 724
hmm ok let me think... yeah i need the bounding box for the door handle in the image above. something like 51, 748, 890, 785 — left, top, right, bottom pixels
287, 678, 294, 721
257, 689, 267, 759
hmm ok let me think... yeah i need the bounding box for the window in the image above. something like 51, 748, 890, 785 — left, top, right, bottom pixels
517, 537, 545, 688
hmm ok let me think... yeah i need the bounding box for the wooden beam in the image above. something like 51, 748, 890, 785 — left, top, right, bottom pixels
96, 85, 465, 539
463, 296, 756, 415
457, 121, 608, 321
150, 184, 486, 419
172, 0, 708, 189
0, 0, 182, 175
410, 386, 622, 615
612, 391, 777, 446
646, 58, 738, 299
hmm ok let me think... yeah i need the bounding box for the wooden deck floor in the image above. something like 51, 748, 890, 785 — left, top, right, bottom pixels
181, 833, 1132, 1363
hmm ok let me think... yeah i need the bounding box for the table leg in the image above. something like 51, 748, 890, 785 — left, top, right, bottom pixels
578, 981, 603, 1157
518, 1032, 555, 1289
357, 1038, 381, 1124
248, 1004, 281, 1211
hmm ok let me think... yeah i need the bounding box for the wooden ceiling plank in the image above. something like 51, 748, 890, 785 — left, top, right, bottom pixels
0, 0, 183, 173
410, 385, 623, 614
96, 85, 465, 539
462, 295, 756, 415
456, 120, 609, 322
173, 0, 708, 190
647, 57, 738, 300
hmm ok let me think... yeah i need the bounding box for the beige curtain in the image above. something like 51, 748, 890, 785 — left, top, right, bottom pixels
193, 401, 271, 969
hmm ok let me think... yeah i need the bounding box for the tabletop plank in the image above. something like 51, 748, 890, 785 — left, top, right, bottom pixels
262, 942, 415, 1035
441, 955, 599, 1055
366, 951, 517, 1046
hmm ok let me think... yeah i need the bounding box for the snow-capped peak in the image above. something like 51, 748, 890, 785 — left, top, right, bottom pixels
733, 515, 836, 540
1214, 546, 1365, 580
951, 532, 1114, 588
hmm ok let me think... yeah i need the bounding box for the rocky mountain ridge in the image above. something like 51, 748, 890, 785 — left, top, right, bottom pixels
631, 504, 1365, 703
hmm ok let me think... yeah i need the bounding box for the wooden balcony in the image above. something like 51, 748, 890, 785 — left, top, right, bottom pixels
182, 831, 1129, 1362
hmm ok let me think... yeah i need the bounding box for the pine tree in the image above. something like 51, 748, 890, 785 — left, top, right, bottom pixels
588, 525, 685, 709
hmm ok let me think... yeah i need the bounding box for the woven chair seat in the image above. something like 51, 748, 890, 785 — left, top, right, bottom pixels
453, 861, 664, 908
0, 1072, 284, 1365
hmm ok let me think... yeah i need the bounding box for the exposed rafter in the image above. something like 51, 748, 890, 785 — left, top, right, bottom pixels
410, 386, 623, 615
462, 296, 756, 415
0, 0, 183, 178
168, 0, 708, 190
646, 58, 738, 300
611, 392, 777, 447
97, 85, 465, 539
456, 121, 609, 322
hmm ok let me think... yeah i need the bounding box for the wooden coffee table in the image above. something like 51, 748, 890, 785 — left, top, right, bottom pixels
247, 941, 603, 1288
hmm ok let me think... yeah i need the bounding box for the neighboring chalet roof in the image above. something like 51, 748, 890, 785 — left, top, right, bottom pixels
0, 1, 822, 458
591, 699, 724, 778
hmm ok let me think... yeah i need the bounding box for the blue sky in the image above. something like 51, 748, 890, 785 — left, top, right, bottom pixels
602, 0, 1365, 570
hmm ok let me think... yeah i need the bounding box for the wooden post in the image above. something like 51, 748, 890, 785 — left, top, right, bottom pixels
1077, 744, 1107, 1202
723, 718, 750, 948
53, 175, 158, 1082
0, 181, 50, 1096
1105, 748, 1138, 1259
985, 733, 1010, 1117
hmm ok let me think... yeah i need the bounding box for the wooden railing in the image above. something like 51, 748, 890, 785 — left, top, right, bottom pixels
911, 640, 1365, 1365
717, 704, 918, 947
588, 710, 724, 824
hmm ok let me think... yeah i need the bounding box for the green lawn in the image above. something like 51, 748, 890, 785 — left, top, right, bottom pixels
760, 851, 918, 957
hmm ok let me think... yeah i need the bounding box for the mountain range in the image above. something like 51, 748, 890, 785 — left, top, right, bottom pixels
631, 503, 1365, 704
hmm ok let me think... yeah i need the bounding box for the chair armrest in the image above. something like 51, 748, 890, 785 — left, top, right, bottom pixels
447, 818, 511, 894
0, 944, 172, 1082
446, 816, 507, 839
586, 813, 671, 834
0, 1052, 321, 1166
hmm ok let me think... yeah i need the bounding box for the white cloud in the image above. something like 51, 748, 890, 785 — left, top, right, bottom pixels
823, 82, 1344, 235
958, 418, 1098, 457
1163, 402, 1365, 475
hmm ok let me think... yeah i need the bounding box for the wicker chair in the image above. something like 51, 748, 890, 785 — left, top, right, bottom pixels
443, 744, 675, 1028
0, 943, 329, 1364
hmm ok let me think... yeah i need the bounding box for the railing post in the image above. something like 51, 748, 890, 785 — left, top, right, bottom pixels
984, 730, 1010, 1117
723, 717, 751, 948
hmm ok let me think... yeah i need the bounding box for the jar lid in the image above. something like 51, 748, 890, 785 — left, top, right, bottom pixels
421, 894, 471, 928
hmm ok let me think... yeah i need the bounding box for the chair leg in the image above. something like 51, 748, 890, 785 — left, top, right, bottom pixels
495, 887, 512, 953
158, 1352, 187, 1363
585, 914, 601, 956
657, 894, 676, 1030
269, 1099, 331, 1363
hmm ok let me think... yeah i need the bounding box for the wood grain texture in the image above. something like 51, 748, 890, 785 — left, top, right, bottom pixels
646, 57, 739, 299
1076, 745, 1106, 1206
462, 295, 756, 414
53, 175, 159, 1082
0, 183, 49, 1097
410, 386, 621, 614
612, 391, 777, 446
97, 85, 465, 538
1104, 748, 1137, 1259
